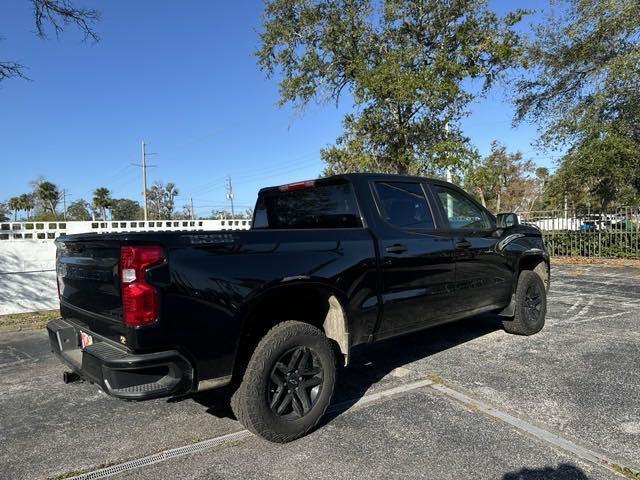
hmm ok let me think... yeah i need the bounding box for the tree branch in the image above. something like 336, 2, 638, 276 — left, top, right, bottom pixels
0, 61, 29, 81
32, 0, 100, 42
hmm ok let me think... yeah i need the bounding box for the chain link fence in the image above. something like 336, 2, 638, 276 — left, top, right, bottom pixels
519, 207, 640, 259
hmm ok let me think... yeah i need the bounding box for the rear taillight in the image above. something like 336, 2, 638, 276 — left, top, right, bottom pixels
119, 245, 165, 327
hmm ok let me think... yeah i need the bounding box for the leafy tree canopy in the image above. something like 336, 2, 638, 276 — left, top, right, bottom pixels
258, 0, 527, 175
0, 202, 9, 222
515, 0, 640, 147
545, 133, 639, 210
110, 198, 142, 221
66, 199, 92, 221
464, 141, 543, 213
515, 0, 640, 210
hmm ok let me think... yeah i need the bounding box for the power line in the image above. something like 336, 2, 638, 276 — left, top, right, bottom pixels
188, 152, 319, 197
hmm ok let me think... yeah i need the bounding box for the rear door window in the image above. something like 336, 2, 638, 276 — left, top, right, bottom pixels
374, 181, 435, 229
253, 181, 362, 229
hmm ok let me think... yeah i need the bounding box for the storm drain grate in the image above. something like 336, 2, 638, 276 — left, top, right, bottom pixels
66, 429, 252, 480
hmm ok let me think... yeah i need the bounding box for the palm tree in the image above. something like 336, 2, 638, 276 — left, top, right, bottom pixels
164, 182, 179, 219
7, 196, 20, 221
92, 187, 112, 221
20, 193, 35, 219
36, 181, 60, 215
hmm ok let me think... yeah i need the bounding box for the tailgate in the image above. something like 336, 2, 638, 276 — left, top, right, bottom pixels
56, 237, 126, 340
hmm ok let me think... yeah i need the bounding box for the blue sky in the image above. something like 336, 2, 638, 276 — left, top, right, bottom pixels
1, 1, 558, 217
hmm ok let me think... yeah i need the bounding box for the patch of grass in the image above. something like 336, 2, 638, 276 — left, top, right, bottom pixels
0, 309, 59, 332
612, 464, 640, 480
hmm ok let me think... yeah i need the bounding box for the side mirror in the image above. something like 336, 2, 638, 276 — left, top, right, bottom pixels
496, 212, 520, 228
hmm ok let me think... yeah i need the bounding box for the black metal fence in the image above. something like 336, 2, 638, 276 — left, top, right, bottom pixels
519, 207, 640, 259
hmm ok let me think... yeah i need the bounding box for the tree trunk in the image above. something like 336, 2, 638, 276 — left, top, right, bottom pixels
475, 187, 486, 208
495, 191, 501, 212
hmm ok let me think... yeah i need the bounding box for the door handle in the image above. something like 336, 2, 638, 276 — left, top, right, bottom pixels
385, 244, 407, 254
455, 239, 472, 250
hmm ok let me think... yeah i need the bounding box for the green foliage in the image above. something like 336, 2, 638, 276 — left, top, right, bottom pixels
34, 180, 60, 215
258, 0, 526, 175
464, 141, 539, 213
66, 199, 92, 221
110, 198, 142, 221
515, 0, 640, 147
7, 196, 21, 221
0, 202, 9, 222
92, 187, 112, 221
545, 133, 639, 209
516, 0, 640, 210
30, 211, 63, 221
544, 231, 640, 259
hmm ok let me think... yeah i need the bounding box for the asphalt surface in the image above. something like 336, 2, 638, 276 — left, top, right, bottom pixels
1, 264, 638, 480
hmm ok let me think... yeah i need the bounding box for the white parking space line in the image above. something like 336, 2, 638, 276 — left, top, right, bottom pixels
428, 383, 638, 479
63, 375, 637, 480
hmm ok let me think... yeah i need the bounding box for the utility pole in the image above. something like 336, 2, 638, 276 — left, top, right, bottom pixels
133, 141, 157, 221
61, 190, 68, 220
444, 122, 454, 216
142, 141, 148, 221
226, 176, 235, 218
445, 122, 453, 183
190, 197, 195, 220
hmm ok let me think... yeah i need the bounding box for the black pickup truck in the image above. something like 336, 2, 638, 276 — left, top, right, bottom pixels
48, 173, 549, 442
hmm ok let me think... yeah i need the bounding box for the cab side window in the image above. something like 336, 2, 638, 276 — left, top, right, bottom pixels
374, 181, 435, 229
432, 185, 490, 230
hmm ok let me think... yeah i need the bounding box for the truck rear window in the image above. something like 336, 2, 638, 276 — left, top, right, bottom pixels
253, 181, 362, 229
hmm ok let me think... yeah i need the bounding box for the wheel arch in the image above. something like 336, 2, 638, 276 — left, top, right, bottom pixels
499, 252, 549, 317
232, 280, 351, 380
518, 252, 550, 292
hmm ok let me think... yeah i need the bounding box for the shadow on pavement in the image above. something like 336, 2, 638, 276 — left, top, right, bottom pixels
188, 313, 502, 423
503, 463, 591, 479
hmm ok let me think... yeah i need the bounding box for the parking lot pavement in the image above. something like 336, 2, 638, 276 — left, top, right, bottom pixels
0, 264, 638, 480
112, 389, 611, 480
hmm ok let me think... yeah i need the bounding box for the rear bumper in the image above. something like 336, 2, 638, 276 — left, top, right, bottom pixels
47, 318, 193, 400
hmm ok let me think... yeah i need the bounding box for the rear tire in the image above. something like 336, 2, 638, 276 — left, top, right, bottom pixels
230, 321, 336, 443
502, 270, 546, 335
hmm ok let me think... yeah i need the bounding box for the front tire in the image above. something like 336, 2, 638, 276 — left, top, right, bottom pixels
230, 321, 336, 443
502, 270, 547, 335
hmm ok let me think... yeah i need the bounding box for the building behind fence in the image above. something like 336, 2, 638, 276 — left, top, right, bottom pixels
520, 206, 640, 259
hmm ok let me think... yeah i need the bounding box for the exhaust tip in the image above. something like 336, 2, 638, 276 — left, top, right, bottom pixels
63, 371, 81, 384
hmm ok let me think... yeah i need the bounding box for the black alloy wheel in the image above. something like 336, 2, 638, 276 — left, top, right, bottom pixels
268, 346, 323, 419
524, 282, 543, 325
502, 269, 547, 336
230, 320, 337, 443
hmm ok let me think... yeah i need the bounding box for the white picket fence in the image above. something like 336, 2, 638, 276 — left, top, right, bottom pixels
0, 219, 250, 315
